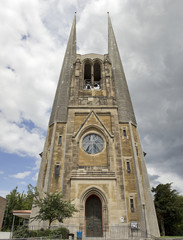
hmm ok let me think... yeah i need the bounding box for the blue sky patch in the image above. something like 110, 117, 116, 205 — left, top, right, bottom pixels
6, 65, 15, 72
18, 118, 37, 132
0, 152, 38, 196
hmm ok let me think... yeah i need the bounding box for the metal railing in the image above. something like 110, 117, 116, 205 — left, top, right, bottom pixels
9, 224, 157, 240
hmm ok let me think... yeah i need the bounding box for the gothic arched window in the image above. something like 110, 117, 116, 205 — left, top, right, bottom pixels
94, 62, 101, 89
84, 63, 91, 89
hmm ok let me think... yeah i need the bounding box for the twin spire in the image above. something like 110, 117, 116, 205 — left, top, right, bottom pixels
49, 14, 136, 126
49, 15, 76, 125
108, 14, 136, 124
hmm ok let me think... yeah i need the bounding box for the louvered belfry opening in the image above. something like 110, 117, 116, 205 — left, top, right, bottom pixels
94, 62, 101, 89
84, 63, 91, 89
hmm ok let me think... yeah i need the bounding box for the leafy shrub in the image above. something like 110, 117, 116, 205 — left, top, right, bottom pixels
13, 225, 69, 238
51, 227, 69, 239
13, 225, 30, 238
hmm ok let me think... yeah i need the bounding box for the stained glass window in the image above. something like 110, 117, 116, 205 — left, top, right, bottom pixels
82, 134, 104, 154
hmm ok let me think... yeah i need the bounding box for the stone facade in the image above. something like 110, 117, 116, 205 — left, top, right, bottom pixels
30, 15, 160, 238
0, 196, 6, 230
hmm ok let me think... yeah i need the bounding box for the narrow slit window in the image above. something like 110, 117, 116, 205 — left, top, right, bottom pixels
84, 63, 91, 89
130, 198, 134, 212
135, 144, 138, 156
58, 135, 62, 145
55, 164, 60, 176
126, 161, 131, 173
123, 129, 127, 137
94, 62, 101, 89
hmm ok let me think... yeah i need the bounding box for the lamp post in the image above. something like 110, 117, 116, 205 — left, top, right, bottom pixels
10, 215, 15, 239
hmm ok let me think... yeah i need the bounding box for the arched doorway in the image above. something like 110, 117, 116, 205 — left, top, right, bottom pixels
85, 195, 103, 237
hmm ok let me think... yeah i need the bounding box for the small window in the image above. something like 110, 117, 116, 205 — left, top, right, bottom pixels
123, 129, 127, 137
126, 161, 131, 173
130, 198, 135, 212
58, 135, 62, 145
55, 164, 60, 176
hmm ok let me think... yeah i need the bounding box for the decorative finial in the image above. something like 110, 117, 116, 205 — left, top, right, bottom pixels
75, 11, 77, 15
107, 11, 109, 14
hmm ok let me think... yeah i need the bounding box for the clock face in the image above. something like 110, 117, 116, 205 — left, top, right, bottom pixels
82, 134, 104, 154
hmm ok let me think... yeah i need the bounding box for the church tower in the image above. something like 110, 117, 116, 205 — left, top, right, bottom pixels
30, 15, 160, 238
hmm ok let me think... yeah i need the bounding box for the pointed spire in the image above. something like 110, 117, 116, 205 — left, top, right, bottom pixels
49, 14, 76, 125
108, 14, 136, 124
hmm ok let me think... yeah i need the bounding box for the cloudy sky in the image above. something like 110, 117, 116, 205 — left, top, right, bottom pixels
0, 0, 183, 198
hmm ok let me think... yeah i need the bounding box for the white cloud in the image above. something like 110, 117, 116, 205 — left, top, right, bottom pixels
0, 0, 61, 130
148, 166, 183, 195
0, 171, 4, 174
0, 0, 183, 195
10, 171, 31, 179
0, 114, 44, 159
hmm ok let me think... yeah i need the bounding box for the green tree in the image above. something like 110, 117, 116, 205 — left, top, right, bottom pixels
152, 183, 183, 236
2, 185, 35, 231
31, 191, 78, 228
23, 184, 36, 209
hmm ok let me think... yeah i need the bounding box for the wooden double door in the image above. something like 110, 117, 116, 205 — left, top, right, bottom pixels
85, 195, 103, 237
